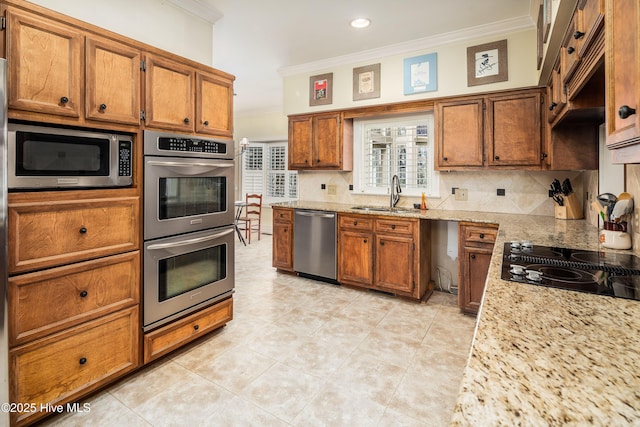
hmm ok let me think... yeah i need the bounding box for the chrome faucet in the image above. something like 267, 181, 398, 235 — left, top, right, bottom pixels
390, 174, 401, 208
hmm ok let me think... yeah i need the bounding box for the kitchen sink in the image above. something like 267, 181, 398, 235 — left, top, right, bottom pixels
351, 206, 414, 212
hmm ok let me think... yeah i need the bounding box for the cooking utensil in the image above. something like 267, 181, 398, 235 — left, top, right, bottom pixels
597, 193, 618, 207
551, 179, 562, 195
611, 199, 628, 222
553, 194, 564, 205
561, 178, 573, 195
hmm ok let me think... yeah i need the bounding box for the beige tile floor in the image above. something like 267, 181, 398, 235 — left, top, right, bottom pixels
41, 234, 476, 427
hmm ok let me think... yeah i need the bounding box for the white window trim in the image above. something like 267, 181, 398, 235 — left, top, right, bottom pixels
353, 113, 440, 198
240, 139, 298, 205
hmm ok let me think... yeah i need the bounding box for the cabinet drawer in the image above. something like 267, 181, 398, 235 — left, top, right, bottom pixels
144, 297, 233, 364
339, 214, 373, 231
10, 306, 139, 426
9, 251, 140, 346
375, 218, 415, 235
273, 208, 293, 223
462, 223, 498, 244
8, 196, 139, 274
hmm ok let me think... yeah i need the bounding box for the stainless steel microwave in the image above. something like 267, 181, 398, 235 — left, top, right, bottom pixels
8, 124, 133, 189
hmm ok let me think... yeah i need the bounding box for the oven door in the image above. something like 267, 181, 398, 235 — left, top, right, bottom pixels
144, 155, 234, 240
143, 225, 234, 331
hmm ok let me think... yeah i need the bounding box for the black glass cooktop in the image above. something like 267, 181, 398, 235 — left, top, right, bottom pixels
501, 242, 640, 301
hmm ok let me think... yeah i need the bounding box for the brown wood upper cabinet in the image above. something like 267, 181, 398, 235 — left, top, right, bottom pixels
196, 71, 234, 138
6, 7, 83, 119
288, 112, 353, 170
605, 0, 640, 161
144, 53, 194, 132
144, 54, 234, 137
3, 2, 234, 136
86, 35, 141, 125
435, 88, 543, 170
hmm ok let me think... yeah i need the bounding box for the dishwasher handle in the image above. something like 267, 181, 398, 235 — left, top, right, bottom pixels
295, 210, 336, 219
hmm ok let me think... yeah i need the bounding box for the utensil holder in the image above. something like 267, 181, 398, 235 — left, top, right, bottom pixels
554, 193, 583, 220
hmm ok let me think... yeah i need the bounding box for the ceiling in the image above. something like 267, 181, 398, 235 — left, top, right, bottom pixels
171, 0, 535, 115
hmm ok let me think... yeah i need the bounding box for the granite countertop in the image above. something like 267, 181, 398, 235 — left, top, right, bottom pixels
272, 201, 640, 425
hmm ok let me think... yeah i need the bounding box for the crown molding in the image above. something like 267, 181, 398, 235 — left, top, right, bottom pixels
165, 0, 223, 23
279, 16, 533, 77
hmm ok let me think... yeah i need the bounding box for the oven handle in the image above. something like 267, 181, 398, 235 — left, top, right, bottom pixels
146, 228, 234, 250
147, 160, 233, 169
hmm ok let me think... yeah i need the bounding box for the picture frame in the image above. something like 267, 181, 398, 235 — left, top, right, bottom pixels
466, 39, 508, 87
403, 53, 437, 95
353, 63, 381, 101
309, 73, 333, 106
543, 0, 552, 43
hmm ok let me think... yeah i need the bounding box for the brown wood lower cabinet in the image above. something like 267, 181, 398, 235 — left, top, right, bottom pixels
143, 298, 233, 364
272, 207, 294, 271
458, 222, 498, 315
338, 213, 430, 300
10, 306, 139, 426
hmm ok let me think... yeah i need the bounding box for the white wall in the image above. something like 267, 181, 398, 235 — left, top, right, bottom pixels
282, 29, 537, 115
27, 0, 213, 65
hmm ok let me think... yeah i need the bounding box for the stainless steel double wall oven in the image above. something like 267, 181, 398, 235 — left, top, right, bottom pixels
143, 130, 235, 332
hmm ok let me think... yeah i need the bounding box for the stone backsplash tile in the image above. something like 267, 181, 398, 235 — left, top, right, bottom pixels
298, 170, 588, 216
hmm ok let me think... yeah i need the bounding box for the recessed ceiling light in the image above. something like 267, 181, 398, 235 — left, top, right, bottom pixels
350, 18, 371, 29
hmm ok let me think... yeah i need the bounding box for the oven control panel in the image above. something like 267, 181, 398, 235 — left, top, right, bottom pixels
158, 137, 227, 154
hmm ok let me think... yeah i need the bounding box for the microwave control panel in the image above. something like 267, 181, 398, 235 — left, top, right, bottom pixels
119, 141, 132, 177
158, 137, 228, 154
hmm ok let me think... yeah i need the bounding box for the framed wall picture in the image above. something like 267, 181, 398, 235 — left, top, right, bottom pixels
309, 73, 333, 106
353, 63, 380, 101
466, 39, 508, 86
403, 53, 437, 95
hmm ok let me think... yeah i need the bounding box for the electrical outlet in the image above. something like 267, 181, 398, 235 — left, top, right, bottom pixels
497, 188, 506, 196
455, 188, 468, 201
327, 184, 336, 195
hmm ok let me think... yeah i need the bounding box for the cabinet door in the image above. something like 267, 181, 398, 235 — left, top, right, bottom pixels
85, 36, 141, 125
375, 234, 413, 294
459, 245, 493, 315
561, 15, 581, 84
313, 113, 341, 168
6, 8, 82, 118
196, 71, 233, 137
435, 99, 484, 168
272, 220, 293, 271
577, 0, 605, 58
605, 0, 640, 151
337, 230, 373, 286
145, 54, 194, 132
289, 116, 313, 169
486, 91, 542, 167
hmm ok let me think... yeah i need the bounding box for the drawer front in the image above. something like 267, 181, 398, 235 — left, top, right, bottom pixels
10, 306, 139, 426
338, 214, 373, 231
273, 208, 293, 223
375, 218, 415, 235
9, 251, 140, 346
8, 197, 139, 274
462, 224, 498, 244
144, 297, 233, 364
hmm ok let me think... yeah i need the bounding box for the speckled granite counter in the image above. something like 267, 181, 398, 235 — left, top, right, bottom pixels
272, 201, 640, 425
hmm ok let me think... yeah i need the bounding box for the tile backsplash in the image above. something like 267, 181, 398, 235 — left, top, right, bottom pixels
298, 170, 591, 217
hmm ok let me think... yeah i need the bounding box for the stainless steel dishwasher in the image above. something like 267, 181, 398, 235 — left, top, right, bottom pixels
293, 209, 337, 281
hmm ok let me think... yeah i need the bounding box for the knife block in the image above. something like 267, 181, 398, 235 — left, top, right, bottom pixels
555, 193, 583, 220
